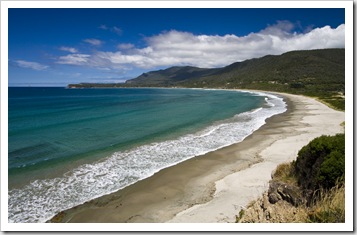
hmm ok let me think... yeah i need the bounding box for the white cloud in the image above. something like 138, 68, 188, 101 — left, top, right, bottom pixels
99, 25, 122, 35
57, 54, 90, 65
83, 38, 103, 46
259, 20, 295, 37
71, 72, 82, 77
99, 24, 108, 30
58, 22, 345, 71
14, 60, 49, 71
281, 25, 345, 51
111, 26, 122, 35
59, 46, 78, 53
117, 43, 135, 50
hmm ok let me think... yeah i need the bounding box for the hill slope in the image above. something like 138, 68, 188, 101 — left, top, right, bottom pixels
184, 49, 344, 94
126, 49, 344, 95
126, 66, 219, 86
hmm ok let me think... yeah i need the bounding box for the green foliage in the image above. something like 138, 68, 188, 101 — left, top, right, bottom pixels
319, 151, 345, 187
308, 209, 344, 223
290, 83, 305, 89
320, 97, 345, 111
235, 209, 245, 222
294, 134, 345, 191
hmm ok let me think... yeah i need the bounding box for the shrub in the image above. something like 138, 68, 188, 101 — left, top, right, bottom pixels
293, 134, 345, 192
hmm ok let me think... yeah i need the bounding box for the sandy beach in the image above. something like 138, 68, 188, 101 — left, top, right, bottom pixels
50, 92, 345, 223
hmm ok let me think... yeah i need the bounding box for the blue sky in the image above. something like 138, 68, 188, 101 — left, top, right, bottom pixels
8, 8, 345, 86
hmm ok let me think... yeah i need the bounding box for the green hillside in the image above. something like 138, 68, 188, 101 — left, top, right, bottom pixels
126, 66, 219, 86
182, 49, 344, 94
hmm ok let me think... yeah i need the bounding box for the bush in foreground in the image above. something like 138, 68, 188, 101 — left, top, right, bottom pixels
293, 134, 345, 192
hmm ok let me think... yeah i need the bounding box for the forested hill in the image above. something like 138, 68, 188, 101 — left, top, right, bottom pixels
68, 48, 345, 110
125, 66, 220, 86
125, 48, 344, 94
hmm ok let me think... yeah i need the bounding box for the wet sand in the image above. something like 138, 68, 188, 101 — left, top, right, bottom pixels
50, 92, 344, 223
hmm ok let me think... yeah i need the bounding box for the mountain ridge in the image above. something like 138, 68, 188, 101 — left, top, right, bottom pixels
124, 48, 344, 92
125, 66, 220, 86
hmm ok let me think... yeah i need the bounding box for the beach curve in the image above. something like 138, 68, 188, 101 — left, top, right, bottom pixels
49, 92, 345, 224
167, 92, 345, 223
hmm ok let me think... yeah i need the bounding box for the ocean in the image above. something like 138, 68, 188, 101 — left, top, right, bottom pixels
8, 87, 286, 223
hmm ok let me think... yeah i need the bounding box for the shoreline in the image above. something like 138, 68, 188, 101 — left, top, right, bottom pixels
9, 88, 284, 223
50, 92, 344, 223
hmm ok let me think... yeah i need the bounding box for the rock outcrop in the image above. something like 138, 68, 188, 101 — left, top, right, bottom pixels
237, 180, 308, 223
268, 181, 305, 207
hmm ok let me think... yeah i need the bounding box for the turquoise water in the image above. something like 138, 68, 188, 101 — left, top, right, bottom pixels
8, 87, 286, 222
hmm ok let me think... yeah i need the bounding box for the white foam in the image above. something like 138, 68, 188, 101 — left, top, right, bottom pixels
8, 91, 286, 223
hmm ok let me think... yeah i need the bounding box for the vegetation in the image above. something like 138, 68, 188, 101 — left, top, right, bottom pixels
126, 66, 220, 86
271, 162, 345, 223
294, 134, 345, 192
291, 133, 345, 222
271, 162, 297, 186
237, 134, 345, 223
68, 49, 345, 111
307, 183, 345, 223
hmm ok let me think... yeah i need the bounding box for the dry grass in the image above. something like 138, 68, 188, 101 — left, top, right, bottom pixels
307, 183, 345, 223
271, 162, 297, 185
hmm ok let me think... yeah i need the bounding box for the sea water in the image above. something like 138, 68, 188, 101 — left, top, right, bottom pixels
8, 87, 286, 223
